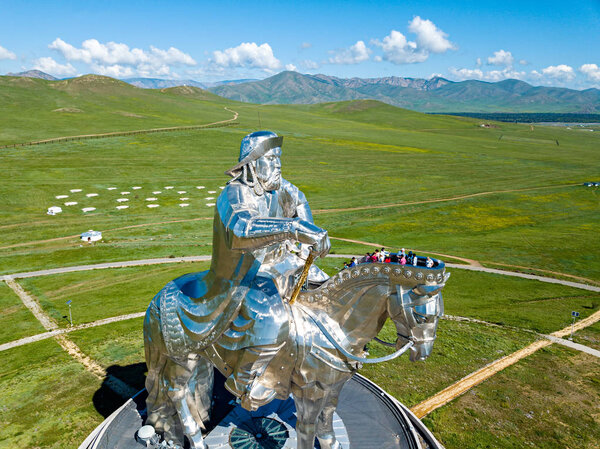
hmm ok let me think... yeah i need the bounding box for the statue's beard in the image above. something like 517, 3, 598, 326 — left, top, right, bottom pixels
258, 173, 281, 191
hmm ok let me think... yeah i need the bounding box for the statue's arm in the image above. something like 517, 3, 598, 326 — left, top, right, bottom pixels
220, 185, 328, 255
228, 210, 327, 253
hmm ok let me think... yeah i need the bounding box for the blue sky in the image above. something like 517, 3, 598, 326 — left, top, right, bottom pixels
1, 0, 599, 88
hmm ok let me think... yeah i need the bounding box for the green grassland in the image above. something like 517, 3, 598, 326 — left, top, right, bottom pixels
0, 340, 103, 449
424, 345, 600, 449
1, 76, 599, 448
0, 282, 45, 343
19, 261, 210, 326
2, 98, 599, 279
0, 75, 230, 144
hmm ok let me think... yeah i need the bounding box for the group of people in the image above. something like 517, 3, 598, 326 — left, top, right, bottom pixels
343, 248, 435, 269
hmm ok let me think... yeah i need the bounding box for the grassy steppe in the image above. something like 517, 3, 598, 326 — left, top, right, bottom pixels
1, 76, 599, 448
0, 282, 45, 343
2, 98, 599, 280
424, 345, 600, 448
0, 75, 231, 144
0, 340, 103, 449
19, 261, 210, 326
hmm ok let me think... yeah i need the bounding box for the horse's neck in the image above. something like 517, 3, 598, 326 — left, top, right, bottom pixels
301, 268, 392, 349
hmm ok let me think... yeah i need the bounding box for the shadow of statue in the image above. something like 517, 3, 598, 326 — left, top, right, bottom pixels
92, 362, 147, 418
92, 363, 235, 432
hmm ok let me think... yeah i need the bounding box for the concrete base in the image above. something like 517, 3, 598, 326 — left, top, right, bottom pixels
79, 373, 443, 449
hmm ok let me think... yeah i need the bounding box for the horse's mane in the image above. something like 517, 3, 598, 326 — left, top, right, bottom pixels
297, 260, 446, 311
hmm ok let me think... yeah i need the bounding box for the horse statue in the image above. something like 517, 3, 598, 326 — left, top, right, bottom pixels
143, 256, 448, 449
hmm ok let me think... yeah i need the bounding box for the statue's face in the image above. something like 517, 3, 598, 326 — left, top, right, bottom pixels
255, 147, 282, 191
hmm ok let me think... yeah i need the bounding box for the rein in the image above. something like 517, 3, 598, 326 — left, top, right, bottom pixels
298, 305, 413, 364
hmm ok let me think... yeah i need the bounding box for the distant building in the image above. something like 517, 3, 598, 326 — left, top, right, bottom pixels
47, 206, 62, 215
81, 230, 102, 243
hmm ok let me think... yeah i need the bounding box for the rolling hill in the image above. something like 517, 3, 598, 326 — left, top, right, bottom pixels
209, 71, 600, 113
0, 74, 232, 145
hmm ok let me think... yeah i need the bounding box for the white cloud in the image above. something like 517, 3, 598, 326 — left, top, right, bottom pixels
449, 66, 525, 82
285, 63, 297, 71
91, 64, 135, 78
372, 30, 426, 64
301, 59, 320, 70
449, 67, 484, 80
48, 38, 195, 77
328, 40, 371, 64
541, 64, 576, 82
212, 42, 281, 70
487, 49, 514, 67
373, 18, 454, 65
0, 44, 17, 60
486, 69, 526, 81
519, 59, 529, 66
408, 16, 455, 53
580, 63, 600, 83
300, 42, 312, 50
476, 58, 482, 67
33, 57, 77, 76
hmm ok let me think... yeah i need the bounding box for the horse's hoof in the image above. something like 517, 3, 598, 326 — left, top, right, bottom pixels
188, 432, 207, 449
317, 437, 341, 449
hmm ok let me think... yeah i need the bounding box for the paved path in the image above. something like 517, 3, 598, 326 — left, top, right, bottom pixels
1, 256, 211, 281
0, 312, 146, 352
444, 263, 600, 293
543, 334, 600, 358
3, 255, 599, 294
5, 278, 58, 330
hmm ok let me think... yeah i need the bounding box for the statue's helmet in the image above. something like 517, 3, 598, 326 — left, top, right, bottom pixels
225, 131, 283, 177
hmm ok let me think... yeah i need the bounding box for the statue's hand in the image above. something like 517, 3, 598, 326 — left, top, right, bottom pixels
293, 219, 330, 258
312, 230, 331, 258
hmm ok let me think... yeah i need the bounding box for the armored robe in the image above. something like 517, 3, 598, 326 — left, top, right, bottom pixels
148, 176, 328, 407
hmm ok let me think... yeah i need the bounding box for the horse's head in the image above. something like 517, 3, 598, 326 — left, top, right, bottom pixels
385, 258, 449, 362
298, 256, 448, 363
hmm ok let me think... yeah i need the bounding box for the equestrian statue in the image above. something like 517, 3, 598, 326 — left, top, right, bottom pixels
143, 131, 449, 449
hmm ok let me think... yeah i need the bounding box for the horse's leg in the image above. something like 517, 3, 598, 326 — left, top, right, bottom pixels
293, 388, 328, 449
316, 380, 347, 449
164, 356, 209, 449
144, 306, 179, 441
189, 356, 214, 428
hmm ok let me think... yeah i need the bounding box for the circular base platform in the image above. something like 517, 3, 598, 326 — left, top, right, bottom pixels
79, 374, 442, 449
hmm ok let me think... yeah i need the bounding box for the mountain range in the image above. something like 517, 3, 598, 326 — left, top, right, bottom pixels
124, 77, 258, 89
208, 71, 600, 113
6, 70, 58, 81
4, 69, 599, 113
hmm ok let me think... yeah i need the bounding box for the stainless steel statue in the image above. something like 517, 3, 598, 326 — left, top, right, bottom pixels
143, 131, 448, 449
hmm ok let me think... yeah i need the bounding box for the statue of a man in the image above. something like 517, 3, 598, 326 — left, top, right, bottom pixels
163, 131, 330, 411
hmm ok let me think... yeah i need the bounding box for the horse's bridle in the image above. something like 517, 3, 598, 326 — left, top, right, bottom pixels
297, 304, 414, 364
